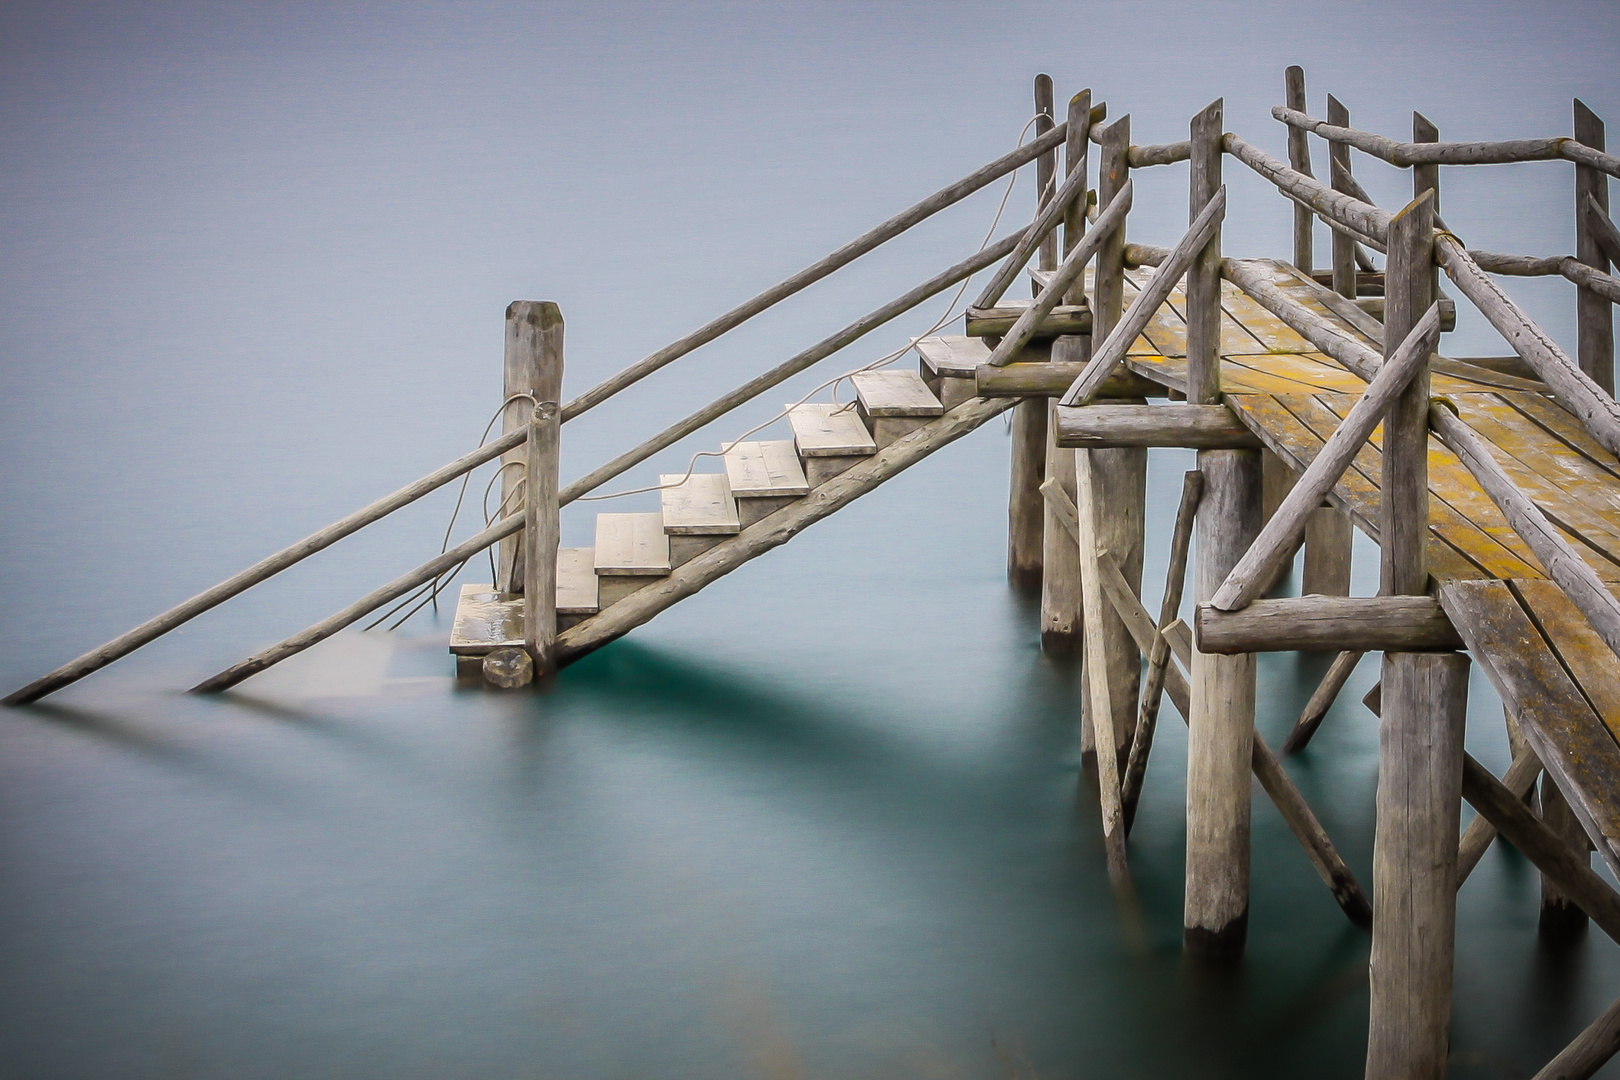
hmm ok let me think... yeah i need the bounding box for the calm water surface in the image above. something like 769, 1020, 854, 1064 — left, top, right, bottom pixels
3, 2, 1619, 1076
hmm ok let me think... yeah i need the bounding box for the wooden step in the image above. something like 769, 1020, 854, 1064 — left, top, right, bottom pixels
915, 334, 1052, 408
850, 369, 943, 448
965, 296, 1090, 339
724, 439, 810, 526
659, 473, 739, 567
556, 546, 599, 630
448, 583, 523, 656
595, 512, 671, 607
786, 402, 876, 486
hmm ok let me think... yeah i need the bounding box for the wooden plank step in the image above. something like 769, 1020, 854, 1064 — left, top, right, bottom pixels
594, 512, 670, 575
850, 369, 943, 417
965, 297, 1091, 339
915, 334, 990, 379
448, 583, 523, 655
786, 402, 877, 457
658, 473, 740, 535
723, 440, 810, 497
556, 547, 600, 615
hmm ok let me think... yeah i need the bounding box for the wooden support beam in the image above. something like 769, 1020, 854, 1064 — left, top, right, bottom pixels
1007, 398, 1047, 589
1456, 746, 1542, 886
1367, 652, 1469, 1079
1302, 504, 1354, 597
1185, 447, 1261, 959
975, 363, 1164, 398
1053, 404, 1260, 448
1284, 68, 1313, 273
1413, 112, 1440, 216
1461, 752, 1620, 943
1034, 74, 1057, 272
1542, 772, 1595, 943
1574, 100, 1614, 395
1208, 304, 1441, 611
524, 400, 561, 675
1532, 994, 1620, 1080
1122, 469, 1203, 829
1087, 544, 1370, 929
1074, 451, 1130, 884
1089, 440, 1148, 770
1196, 595, 1463, 654
1281, 649, 1364, 755
1094, 115, 1131, 345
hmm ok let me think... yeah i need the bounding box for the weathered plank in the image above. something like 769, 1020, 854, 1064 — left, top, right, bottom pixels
1502, 391, 1620, 482
786, 402, 879, 457
594, 513, 671, 575
659, 473, 741, 534
1437, 579, 1620, 879
1515, 579, 1620, 743
448, 583, 523, 655
850, 369, 943, 416
723, 440, 810, 498
555, 548, 600, 615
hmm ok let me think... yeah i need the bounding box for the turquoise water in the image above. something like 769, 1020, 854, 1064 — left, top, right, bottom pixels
3, 2, 1619, 1075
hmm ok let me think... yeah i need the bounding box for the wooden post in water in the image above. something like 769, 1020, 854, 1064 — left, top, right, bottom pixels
524, 400, 561, 676
1541, 774, 1593, 943
1575, 100, 1614, 395
1285, 67, 1314, 273
1039, 89, 1093, 654
1072, 111, 1145, 762
1007, 76, 1054, 589
1184, 98, 1259, 960
1366, 189, 1467, 1080
499, 302, 565, 593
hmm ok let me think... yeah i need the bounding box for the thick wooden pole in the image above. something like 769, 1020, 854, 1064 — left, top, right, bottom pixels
1533, 994, 1620, 1080
500, 302, 564, 593
1040, 399, 1080, 652
1285, 67, 1313, 272
1575, 100, 1614, 395
1367, 652, 1470, 1080
1007, 79, 1056, 590
1382, 193, 1435, 598
1090, 435, 1147, 763
524, 400, 560, 675
1186, 448, 1262, 959
1095, 115, 1131, 344
1413, 112, 1440, 214
1542, 774, 1594, 943
1075, 452, 1129, 882
1328, 95, 1357, 299
1184, 96, 1256, 960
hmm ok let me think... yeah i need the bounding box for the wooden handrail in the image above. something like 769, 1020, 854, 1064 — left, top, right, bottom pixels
1273, 106, 1620, 179
558, 123, 1069, 422
1469, 248, 1620, 303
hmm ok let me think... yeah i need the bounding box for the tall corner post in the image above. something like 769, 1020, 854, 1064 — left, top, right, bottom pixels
1303, 91, 1359, 598
524, 397, 561, 675
499, 300, 564, 608
1574, 100, 1614, 395
1006, 76, 1055, 590
1285, 66, 1314, 273
1184, 97, 1260, 961
1366, 190, 1468, 1080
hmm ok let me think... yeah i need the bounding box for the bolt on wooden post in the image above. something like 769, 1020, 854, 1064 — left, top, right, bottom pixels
1183, 97, 1260, 961
1366, 189, 1469, 1080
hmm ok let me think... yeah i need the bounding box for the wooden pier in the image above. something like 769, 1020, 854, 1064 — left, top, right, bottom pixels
9, 65, 1620, 1078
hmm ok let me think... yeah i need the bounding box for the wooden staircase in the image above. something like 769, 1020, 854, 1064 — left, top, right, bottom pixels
449, 369, 950, 666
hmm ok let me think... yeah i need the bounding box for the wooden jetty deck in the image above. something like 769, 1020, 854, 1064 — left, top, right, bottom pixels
8, 65, 1620, 1078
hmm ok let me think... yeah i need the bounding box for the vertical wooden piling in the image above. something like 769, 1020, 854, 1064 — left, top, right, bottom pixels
1095, 115, 1131, 343
1574, 100, 1614, 395
1540, 774, 1593, 942
1328, 95, 1357, 300
1366, 190, 1463, 1080
1042, 398, 1082, 653
524, 400, 561, 674
1184, 97, 1259, 960
1285, 67, 1314, 273
1311, 92, 1358, 597
499, 302, 565, 593
1008, 77, 1055, 589
1367, 652, 1469, 1080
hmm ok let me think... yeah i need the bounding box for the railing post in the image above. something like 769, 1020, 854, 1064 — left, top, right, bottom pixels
1366, 189, 1468, 1080
1006, 76, 1055, 590
500, 302, 565, 593
1328, 95, 1357, 299
525, 399, 561, 675
1574, 99, 1614, 395
1413, 111, 1440, 213
1184, 97, 1259, 962
1285, 66, 1314, 273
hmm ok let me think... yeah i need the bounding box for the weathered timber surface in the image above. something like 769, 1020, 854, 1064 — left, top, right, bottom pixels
1456, 746, 1543, 886
1054, 403, 1259, 448
1532, 992, 1620, 1080
1195, 595, 1464, 654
